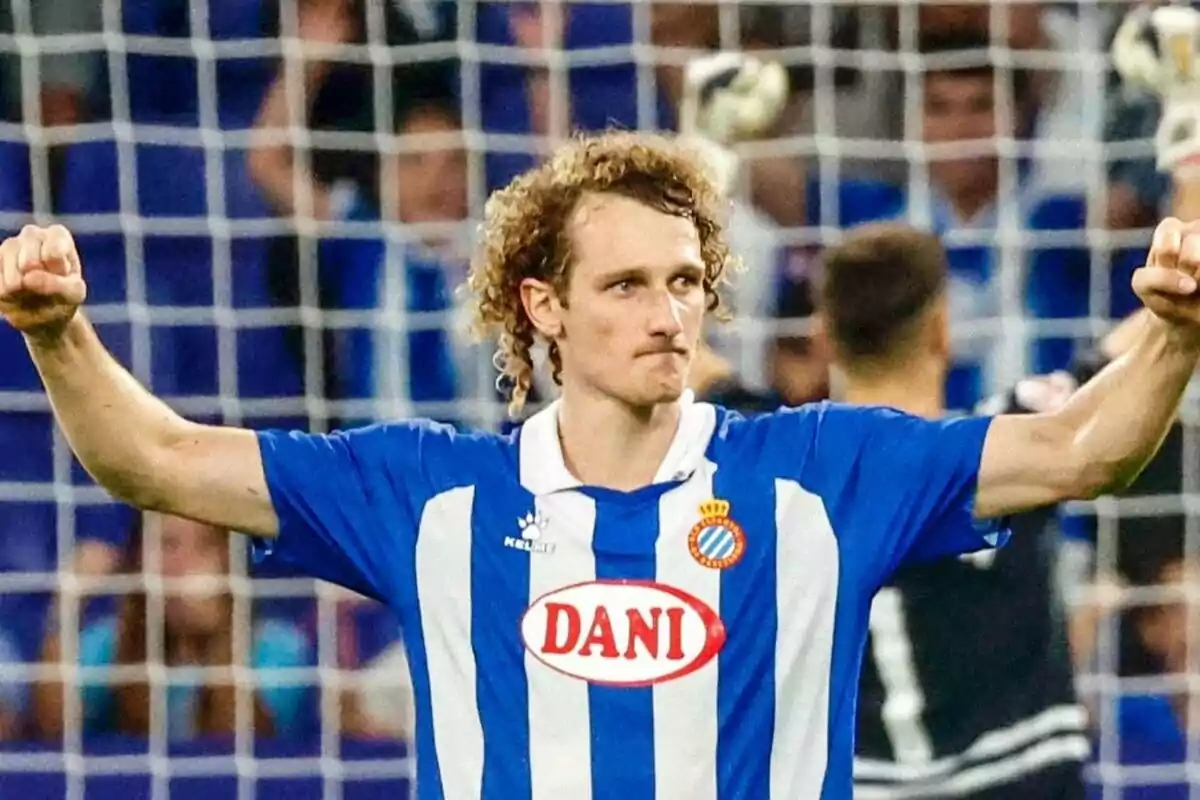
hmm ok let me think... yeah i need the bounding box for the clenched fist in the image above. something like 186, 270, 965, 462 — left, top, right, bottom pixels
0, 224, 87, 340
1133, 217, 1200, 330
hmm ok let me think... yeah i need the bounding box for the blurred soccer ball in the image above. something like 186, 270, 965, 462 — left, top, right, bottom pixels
682, 53, 790, 145
1112, 4, 1200, 96
1112, 4, 1200, 175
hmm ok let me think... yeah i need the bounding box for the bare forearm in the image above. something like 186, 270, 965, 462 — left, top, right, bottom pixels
26, 314, 276, 534
248, 63, 332, 219
978, 315, 1199, 518
1058, 315, 1199, 493
25, 315, 192, 507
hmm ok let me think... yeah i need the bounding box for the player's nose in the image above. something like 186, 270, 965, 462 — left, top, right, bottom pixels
645, 289, 684, 337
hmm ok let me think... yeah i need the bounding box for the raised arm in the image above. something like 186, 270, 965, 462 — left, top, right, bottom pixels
246, 0, 354, 220
0, 225, 279, 537
974, 218, 1200, 519
973, 4, 1200, 520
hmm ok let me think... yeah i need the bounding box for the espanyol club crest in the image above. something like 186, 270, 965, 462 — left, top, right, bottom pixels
687, 499, 746, 570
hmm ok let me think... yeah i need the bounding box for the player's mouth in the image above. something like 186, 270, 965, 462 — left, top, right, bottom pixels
637, 345, 689, 358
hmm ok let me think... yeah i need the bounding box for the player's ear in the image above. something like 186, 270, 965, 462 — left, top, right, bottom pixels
519, 277, 564, 340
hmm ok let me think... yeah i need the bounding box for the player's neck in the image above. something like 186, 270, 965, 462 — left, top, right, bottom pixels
555, 388, 683, 491
837, 364, 945, 420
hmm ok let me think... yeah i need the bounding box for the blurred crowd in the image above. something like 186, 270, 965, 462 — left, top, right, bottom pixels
0, 0, 1194, 793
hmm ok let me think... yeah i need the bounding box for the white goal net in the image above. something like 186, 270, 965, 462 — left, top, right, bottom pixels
0, 1, 1192, 798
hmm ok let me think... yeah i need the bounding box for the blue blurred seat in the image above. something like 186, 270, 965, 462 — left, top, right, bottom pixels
122, 0, 272, 128
0, 140, 31, 225
0, 737, 412, 799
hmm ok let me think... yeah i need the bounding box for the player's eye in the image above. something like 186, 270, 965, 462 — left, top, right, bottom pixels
608, 279, 636, 294
672, 273, 701, 290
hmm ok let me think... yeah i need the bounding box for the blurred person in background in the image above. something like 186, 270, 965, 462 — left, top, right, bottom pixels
814, 223, 1088, 799
1060, 410, 1200, 798
250, 0, 472, 425
252, 0, 459, 423
689, 271, 830, 415
0, 0, 104, 194
1049, 8, 1200, 792
31, 513, 312, 741
808, 27, 1135, 412
0, 627, 24, 739
649, 2, 827, 393
0, 0, 103, 129
335, 596, 414, 740
256, 0, 457, 214
1104, 495, 1200, 798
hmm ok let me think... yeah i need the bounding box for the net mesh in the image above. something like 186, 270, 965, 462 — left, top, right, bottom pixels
0, 0, 1190, 797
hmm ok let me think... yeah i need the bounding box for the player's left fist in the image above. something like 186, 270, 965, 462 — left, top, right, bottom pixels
1132, 216, 1200, 329
0, 224, 87, 341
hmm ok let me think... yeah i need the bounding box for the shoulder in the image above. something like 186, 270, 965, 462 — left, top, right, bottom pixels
706, 400, 875, 476
259, 418, 514, 469
711, 400, 933, 447
255, 419, 518, 510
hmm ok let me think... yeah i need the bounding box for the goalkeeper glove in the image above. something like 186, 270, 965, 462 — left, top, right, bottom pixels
1112, 4, 1200, 178
678, 52, 789, 197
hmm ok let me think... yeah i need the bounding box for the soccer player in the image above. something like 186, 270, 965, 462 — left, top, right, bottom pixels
5, 81, 1200, 800
813, 222, 1091, 798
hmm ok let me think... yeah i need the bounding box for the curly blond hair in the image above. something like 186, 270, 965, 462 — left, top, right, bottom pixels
467, 129, 734, 416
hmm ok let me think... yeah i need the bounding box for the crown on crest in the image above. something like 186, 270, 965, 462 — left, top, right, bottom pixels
699, 499, 731, 519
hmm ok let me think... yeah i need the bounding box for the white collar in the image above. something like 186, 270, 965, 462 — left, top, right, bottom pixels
518, 390, 718, 495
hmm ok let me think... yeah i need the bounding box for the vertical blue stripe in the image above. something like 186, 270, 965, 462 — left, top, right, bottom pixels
406, 534, 445, 800
473, 482, 536, 800
401, 625, 444, 800
586, 488, 666, 799
713, 468, 778, 800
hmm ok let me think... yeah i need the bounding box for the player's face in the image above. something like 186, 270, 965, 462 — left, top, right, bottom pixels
155, 514, 229, 637
922, 73, 998, 200
556, 193, 707, 408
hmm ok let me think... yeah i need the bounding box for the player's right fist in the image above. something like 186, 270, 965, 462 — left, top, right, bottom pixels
0, 224, 87, 340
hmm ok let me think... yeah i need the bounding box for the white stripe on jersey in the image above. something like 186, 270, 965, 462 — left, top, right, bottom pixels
415, 485, 483, 799
526, 492, 597, 800
771, 479, 840, 797
853, 703, 1088, 783
653, 462, 720, 800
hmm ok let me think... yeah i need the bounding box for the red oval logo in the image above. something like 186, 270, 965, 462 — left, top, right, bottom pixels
519, 579, 726, 687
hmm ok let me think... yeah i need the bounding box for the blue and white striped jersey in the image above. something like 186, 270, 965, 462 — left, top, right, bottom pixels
253, 392, 1008, 799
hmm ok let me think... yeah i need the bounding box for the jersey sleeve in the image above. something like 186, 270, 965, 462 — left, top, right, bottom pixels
802, 403, 1010, 589
253, 419, 456, 605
